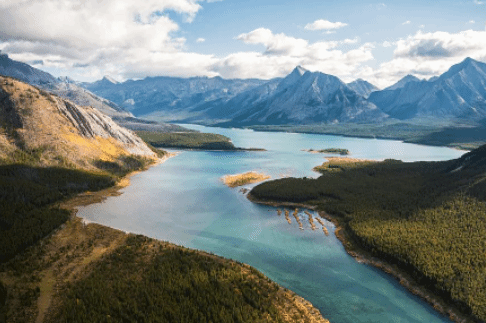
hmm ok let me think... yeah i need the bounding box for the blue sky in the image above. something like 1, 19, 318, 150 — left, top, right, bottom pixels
0, 0, 485, 87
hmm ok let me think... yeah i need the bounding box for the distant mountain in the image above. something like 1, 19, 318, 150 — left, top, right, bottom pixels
212, 67, 388, 126
0, 51, 58, 84
384, 75, 421, 91
369, 57, 486, 122
0, 54, 184, 132
83, 75, 267, 120
347, 79, 379, 98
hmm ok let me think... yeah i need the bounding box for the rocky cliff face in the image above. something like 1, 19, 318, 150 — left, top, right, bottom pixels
0, 76, 155, 167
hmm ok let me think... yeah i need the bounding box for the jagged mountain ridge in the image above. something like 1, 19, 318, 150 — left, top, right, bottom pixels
90, 66, 387, 125
369, 58, 486, 122
0, 76, 154, 166
83, 75, 268, 119
211, 67, 387, 125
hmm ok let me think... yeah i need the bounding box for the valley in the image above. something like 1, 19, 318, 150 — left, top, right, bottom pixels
1, 49, 485, 323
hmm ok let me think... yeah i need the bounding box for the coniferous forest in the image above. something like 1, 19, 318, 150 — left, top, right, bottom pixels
250, 145, 486, 321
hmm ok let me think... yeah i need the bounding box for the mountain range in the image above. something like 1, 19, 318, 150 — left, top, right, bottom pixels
0, 52, 184, 132
83, 58, 486, 126
2, 51, 486, 127
369, 58, 486, 122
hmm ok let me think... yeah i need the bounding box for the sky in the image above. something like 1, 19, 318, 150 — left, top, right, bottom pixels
0, 0, 485, 88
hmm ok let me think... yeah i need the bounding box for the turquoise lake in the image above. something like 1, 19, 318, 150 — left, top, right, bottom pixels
77, 125, 466, 323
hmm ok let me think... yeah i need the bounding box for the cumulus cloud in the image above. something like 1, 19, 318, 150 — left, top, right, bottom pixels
402, 20, 411, 25
214, 28, 373, 80
394, 30, 486, 59
0, 0, 216, 80
362, 29, 486, 87
196, 38, 206, 43
304, 19, 348, 31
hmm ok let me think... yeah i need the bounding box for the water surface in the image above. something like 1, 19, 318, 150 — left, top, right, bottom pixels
78, 126, 464, 323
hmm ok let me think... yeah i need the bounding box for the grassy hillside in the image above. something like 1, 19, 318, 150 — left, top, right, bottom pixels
250, 147, 486, 322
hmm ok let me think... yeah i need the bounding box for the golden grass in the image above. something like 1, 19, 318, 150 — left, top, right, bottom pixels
222, 171, 270, 188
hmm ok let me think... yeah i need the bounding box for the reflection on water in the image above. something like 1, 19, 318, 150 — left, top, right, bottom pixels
78, 126, 464, 323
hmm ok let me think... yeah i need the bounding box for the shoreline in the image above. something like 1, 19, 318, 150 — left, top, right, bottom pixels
60, 152, 176, 210
53, 152, 329, 323
246, 193, 473, 323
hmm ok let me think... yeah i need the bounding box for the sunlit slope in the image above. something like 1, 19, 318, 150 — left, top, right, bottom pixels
0, 75, 154, 167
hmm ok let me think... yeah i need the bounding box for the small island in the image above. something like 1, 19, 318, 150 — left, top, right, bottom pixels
305, 148, 350, 155
222, 171, 271, 188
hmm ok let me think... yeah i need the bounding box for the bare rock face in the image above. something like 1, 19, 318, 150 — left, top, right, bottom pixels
54, 98, 154, 156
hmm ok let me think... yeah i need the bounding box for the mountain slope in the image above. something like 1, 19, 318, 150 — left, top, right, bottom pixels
0, 75, 154, 167
84, 75, 267, 120
384, 74, 421, 91
369, 58, 486, 122
0, 52, 57, 85
215, 67, 388, 126
347, 79, 379, 98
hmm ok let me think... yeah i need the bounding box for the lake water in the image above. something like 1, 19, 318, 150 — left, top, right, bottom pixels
78, 125, 465, 323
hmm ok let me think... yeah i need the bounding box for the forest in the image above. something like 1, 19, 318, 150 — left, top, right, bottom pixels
0, 153, 155, 263
250, 144, 486, 321
136, 131, 238, 150
250, 122, 486, 150
46, 234, 321, 323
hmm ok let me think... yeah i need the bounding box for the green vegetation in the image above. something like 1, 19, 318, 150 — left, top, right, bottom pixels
250, 122, 486, 150
313, 157, 377, 173
136, 131, 238, 150
0, 281, 6, 322
250, 146, 486, 321
47, 235, 300, 323
308, 148, 349, 155
0, 165, 115, 263
0, 152, 158, 264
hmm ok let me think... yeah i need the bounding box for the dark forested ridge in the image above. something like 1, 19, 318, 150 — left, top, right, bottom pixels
250, 145, 486, 322
46, 235, 326, 323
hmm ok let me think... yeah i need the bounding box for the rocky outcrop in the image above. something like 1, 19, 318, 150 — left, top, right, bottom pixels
54, 97, 154, 156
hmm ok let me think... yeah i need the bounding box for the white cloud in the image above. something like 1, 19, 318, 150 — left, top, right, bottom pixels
362, 29, 486, 87
473, 0, 483, 4
402, 20, 411, 25
0, 0, 216, 81
304, 19, 348, 31
236, 28, 309, 56
214, 28, 373, 80
196, 38, 206, 43
469, 20, 476, 24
